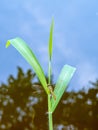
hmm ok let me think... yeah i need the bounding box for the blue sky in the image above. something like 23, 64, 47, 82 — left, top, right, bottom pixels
0, 0, 98, 90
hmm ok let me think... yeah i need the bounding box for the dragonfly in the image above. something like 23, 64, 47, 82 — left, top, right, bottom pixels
32, 84, 56, 100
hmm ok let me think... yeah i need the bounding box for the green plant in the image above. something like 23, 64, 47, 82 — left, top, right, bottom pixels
6, 19, 76, 130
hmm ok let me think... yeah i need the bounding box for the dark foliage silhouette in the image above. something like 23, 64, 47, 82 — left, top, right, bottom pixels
0, 67, 98, 130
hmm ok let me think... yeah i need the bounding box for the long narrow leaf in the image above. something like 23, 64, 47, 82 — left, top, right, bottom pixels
48, 19, 54, 84
48, 18, 54, 61
51, 64, 76, 112
6, 37, 49, 94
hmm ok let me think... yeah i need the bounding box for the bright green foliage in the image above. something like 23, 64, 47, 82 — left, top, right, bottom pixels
6, 38, 49, 95
48, 18, 54, 61
48, 18, 54, 130
48, 19, 54, 84
51, 65, 76, 113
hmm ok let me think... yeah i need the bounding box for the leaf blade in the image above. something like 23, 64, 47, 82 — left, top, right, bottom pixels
51, 64, 76, 112
48, 18, 54, 61
6, 37, 49, 94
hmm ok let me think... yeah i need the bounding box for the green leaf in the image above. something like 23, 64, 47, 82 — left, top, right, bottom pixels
51, 64, 76, 112
6, 37, 49, 95
48, 18, 54, 61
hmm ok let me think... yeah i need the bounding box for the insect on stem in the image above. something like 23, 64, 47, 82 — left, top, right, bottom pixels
48, 84, 56, 100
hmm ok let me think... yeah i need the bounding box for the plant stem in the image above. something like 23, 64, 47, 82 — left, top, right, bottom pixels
48, 61, 51, 84
48, 60, 53, 130
48, 94, 53, 130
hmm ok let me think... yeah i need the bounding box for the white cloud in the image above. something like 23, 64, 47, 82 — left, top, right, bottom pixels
32, 8, 50, 28
77, 61, 97, 89
19, 22, 34, 38
37, 45, 48, 63
23, 1, 50, 29
53, 31, 77, 62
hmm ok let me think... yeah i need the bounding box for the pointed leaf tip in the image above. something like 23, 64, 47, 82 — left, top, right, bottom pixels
6, 37, 49, 95
48, 18, 54, 61
6, 40, 11, 48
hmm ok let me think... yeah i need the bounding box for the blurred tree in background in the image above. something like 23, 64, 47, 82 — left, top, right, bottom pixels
0, 67, 37, 130
0, 67, 98, 130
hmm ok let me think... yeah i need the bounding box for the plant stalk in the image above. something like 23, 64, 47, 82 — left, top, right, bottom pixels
48, 94, 53, 130
48, 61, 51, 84
48, 60, 53, 130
